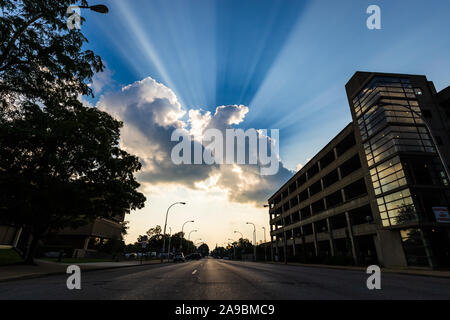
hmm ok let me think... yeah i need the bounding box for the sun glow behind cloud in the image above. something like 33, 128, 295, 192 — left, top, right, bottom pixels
81, 0, 450, 246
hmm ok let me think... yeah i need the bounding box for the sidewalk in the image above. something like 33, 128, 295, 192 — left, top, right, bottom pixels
0, 259, 166, 282
265, 261, 450, 278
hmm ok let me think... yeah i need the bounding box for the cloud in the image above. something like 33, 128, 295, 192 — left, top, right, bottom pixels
90, 64, 114, 95
96, 77, 293, 205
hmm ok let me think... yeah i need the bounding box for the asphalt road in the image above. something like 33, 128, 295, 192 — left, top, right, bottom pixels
1, 258, 450, 299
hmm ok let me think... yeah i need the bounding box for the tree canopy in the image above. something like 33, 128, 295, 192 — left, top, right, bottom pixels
0, 0, 146, 263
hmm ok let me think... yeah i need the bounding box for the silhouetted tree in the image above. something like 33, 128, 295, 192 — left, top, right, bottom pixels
0, 1, 146, 263
395, 204, 418, 225
198, 243, 209, 256
0, 0, 101, 107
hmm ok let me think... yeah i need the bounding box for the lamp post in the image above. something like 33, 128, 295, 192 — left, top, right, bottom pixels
228, 238, 236, 259
246, 222, 257, 261
378, 102, 450, 181
187, 229, 197, 254
195, 238, 202, 253
162, 202, 186, 262
234, 230, 243, 239
234, 231, 244, 261
188, 230, 198, 241
0, 4, 109, 67
180, 220, 194, 251
263, 204, 273, 262
167, 227, 172, 260
78, 4, 109, 13
262, 227, 267, 261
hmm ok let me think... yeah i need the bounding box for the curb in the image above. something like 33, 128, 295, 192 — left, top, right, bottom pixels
259, 261, 450, 279
0, 261, 169, 283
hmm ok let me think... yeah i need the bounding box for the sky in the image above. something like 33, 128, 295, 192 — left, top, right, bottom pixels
78, 0, 450, 248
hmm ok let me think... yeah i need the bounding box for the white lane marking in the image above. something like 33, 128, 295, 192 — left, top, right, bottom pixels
192, 269, 197, 275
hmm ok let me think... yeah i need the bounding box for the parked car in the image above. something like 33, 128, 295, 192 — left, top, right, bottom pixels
186, 253, 202, 260
44, 251, 67, 258
173, 253, 185, 262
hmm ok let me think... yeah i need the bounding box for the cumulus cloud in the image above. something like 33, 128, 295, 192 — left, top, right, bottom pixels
96, 77, 293, 204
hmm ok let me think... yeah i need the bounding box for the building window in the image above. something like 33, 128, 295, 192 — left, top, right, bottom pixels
376, 188, 417, 227
400, 229, 429, 266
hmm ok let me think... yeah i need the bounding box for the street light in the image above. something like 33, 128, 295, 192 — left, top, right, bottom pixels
233, 231, 244, 261
378, 102, 450, 181
234, 230, 243, 240
79, 4, 109, 14
195, 238, 202, 252
228, 238, 236, 259
188, 229, 198, 241
167, 227, 172, 259
246, 222, 257, 261
180, 220, 194, 251
262, 227, 267, 261
162, 202, 186, 262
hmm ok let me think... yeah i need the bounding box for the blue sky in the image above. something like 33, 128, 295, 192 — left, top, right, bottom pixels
83, 0, 450, 169
79, 0, 450, 245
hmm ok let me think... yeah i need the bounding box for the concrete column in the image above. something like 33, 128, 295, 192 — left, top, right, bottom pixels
292, 229, 296, 257
345, 212, 358, 265
275, 235, 279, 257
312, 223, 319, 256
420, 230, 437, 268
341, 188, 346, 202
299, 226, 305, 261
83, 236, 90, 250
13, 227, 23, 248
327, 218, 335, 256
270, 235, 274, 261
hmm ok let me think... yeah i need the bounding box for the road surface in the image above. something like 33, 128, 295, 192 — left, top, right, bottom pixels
1, 258, 450, 299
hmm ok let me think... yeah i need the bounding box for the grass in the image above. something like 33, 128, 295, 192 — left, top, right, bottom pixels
0, 249, 24, 266
43, 258, 115, 263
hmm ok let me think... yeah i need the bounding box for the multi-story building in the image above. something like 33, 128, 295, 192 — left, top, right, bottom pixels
268, 71, 450, 268
0, 217, 124, 258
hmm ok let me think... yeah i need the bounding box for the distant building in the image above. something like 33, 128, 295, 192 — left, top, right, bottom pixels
0, 216, 124, 258
268, 71, 450, 268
